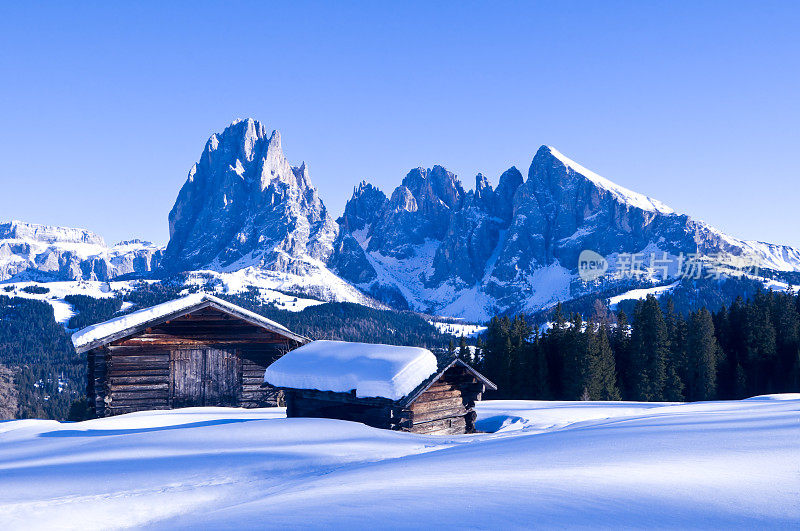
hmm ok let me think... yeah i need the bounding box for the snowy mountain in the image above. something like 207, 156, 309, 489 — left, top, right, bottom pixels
0, 220, 162, 282
331, 145, 800, 320
5, 119, 800, 320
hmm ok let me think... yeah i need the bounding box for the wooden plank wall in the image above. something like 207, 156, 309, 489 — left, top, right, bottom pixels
285, 390, 395, 429
407, 366, 483, 435
88, 307, 295, 417
240, 345, 285, 408
283, 365, 486, 435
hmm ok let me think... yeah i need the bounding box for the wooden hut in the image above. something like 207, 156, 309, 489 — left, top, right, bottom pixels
72, 294, 307, 417
264, 340, 496, 435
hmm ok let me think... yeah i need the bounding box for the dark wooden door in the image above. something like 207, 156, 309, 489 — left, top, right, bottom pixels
204, 348, 241, 406
170, 348, 242, 407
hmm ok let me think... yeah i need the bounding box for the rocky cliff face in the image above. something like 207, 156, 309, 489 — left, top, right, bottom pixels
163, 118, 338, 275
159, 119, 374, 306
0, 221, 162, 282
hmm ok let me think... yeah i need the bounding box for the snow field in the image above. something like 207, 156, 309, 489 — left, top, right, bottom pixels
0, 397, 798, 529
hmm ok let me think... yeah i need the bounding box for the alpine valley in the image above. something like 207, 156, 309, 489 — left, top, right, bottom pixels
4, 118, 800, 322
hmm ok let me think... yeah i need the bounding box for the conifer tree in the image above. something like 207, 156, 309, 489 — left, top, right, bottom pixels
686, 308, 718, 401
663, 299, 687, 401
0, 363, 18, 420
560, 313, 590, 399
585, 325, 621, 400
630, 295, 668, 401
458, 335, 470, 362
612, 310, 633, 399
526, 331, 550, 399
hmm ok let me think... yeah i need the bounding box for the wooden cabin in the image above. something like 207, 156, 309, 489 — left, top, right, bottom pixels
264, 340, 497, 435
72, 294, 307, 417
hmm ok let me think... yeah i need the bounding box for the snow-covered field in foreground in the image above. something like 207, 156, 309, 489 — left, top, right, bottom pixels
1, 397, 799, 530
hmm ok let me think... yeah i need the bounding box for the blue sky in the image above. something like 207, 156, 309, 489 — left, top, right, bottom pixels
1, 1, 798, 246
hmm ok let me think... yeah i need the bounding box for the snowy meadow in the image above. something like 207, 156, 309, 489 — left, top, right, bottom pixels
1, 396, 799, 529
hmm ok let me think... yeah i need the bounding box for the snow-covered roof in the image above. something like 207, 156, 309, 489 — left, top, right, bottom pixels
71, 293, 306, 353
263, 340, 439, 400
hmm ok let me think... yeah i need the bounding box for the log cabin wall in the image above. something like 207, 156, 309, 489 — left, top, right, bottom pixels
87, 307, 295, 417
406, 365, 483, 435
282, 363, 488, 435
284, 389, 396, 430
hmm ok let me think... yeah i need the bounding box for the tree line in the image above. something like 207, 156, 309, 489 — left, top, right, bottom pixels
477, 290, 800, 402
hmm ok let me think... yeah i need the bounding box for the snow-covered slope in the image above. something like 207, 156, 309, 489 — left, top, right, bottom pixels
0, 220, 163, 282
1, 397, 798, 529
0, 280, 140, 326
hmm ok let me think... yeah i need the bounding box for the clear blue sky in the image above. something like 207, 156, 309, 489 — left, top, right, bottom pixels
1, 1, 798, 247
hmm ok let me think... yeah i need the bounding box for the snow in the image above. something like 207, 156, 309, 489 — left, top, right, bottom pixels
71, 293, 301, 352
264, 340, 438, 400
0, 221, 164, 283
0, 280, 141, 326
1, 396, 798, 529
48, 298, 76, 325
428, 320, 487, 337
182, 269, 329, 312
546, 146, 675, 214
608, 281, 680, 308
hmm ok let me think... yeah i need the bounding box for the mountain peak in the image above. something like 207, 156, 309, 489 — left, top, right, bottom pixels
533, 145, 674, 214
164, 118, 337, 274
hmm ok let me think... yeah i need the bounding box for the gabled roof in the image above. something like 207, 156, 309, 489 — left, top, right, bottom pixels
398, 354, 497, 407
71, 293, 307, 353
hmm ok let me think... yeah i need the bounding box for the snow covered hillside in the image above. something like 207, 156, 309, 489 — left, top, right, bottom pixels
1, 397, 798, 529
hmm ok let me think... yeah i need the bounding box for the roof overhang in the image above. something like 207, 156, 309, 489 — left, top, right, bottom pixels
72, 294, 309, 353
399, 357, 497, 407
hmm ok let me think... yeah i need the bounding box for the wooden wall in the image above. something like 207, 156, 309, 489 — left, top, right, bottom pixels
406, 365, 483, 435
285, 389, 396, 429
283, 364, 486, 435
87, 307, 295, 417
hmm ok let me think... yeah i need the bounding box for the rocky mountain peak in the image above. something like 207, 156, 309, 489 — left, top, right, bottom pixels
338, 182, 388, 233
163, 119, 338, 274
529, 145, 673, 214
400, 165, 465, 210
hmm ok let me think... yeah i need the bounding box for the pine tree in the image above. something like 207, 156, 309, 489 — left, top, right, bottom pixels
542, 304, 568, 399
686, 308, 718, 401
612, 310, 633, 399
746, 293, 777, 395
0, 363, 18, 420
663, 299, 687, 401
712, 305, 734, 399
585, 325, 621, 400
526, 331, 550, 399
630, 295, 668, 401
735, 363, 747, 398
770, 292, 800, 392
458, 335, 470, 362
561, 314, 590, 400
